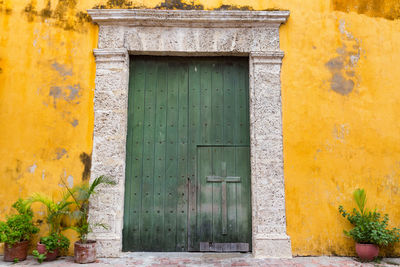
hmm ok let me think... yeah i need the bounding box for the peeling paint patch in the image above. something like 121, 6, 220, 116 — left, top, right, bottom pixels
332, 0, 400, 20
332, 123, 350, 142
329, 73, 355, 95
325, 20, 362, 96
71, 119, 79, 127
49, 86, 62, 107
55, 148, 67, 160
28, 163, 37, 174
42, 170, 45, 180
51, 62, 73, 77
48, 84, 81, 107
80, 152, 91, 181
67, 175, 73, 188
66, 84, 80, 101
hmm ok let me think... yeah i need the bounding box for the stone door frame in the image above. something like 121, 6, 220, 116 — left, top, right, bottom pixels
87, 9, 291, 258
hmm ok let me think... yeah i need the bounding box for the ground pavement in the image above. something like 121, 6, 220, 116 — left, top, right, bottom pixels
2, 253, 400, 266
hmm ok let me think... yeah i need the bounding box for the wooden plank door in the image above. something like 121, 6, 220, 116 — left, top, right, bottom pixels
187, 58, 251, 251
123, 57, 189, 252
123, 56, 251, 252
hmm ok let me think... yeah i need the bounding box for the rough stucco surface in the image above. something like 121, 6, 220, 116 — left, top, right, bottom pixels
89, 9, 291, 258
2, 0, 400, 257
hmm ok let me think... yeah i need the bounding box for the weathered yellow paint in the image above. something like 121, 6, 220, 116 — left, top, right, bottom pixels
332, 0, 400, 20
1, 0, 400, 256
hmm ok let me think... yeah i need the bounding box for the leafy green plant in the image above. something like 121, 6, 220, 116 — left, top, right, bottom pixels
32, 249, 46, 263
339, 188, 400, 246
40, 232, 70, 253
0, 199, 39, 246
64, 175, 116, 243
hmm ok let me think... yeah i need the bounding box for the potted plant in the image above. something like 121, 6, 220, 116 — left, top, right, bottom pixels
28, 193, 71, 261
0, 198, 39, 262
33, 233, 70, 262
64, 175, 115, 264
339, 188, 400, 261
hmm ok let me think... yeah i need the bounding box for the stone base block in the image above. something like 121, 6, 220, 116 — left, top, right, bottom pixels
253, 236, 292, 258
96, 239, 121, 257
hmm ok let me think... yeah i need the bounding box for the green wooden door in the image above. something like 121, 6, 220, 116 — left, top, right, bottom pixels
123, 56, 251, 252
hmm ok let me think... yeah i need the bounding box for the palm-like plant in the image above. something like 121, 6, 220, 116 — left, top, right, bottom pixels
28, 192, 72, 234
64, 175, 116, 243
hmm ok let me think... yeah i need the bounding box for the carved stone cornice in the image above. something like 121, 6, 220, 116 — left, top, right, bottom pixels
87, 9, 289, 28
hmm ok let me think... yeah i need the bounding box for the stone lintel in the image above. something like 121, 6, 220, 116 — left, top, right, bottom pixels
87, 9, 289, 28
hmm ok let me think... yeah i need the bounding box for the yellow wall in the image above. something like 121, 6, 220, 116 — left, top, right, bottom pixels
1, 0, 400, 256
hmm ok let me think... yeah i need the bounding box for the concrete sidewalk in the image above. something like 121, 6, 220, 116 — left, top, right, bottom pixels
2, 253, 400, 266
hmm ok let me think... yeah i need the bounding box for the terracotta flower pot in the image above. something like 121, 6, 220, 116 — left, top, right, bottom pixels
355, 243, 379, 261
74, 240, 96, 264
37, 242, 59, 261
3, 240, 29, 262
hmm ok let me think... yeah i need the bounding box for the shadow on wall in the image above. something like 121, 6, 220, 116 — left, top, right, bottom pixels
332, 0, 400, 20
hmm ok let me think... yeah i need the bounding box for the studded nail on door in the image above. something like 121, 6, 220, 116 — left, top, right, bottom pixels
123, 56, 251, 252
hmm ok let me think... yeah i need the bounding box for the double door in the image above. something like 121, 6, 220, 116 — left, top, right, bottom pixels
123, 56, 251, 252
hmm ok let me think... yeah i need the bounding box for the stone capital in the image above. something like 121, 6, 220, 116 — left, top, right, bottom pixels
94, 48, 128, 63
250, 51, 285, 64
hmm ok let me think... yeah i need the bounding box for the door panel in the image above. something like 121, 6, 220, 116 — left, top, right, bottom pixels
123, 56, 250, 252
195, 146, 251, 248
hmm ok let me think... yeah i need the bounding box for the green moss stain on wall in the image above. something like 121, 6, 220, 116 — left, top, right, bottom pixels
92, 0, 255, 10
332, 0, 400, 20
93, 0, 204, 9
23, 0, 91, 31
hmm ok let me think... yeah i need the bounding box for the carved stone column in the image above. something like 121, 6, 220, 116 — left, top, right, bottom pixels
249, 52, 292, 258
89, 48, 129, 257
